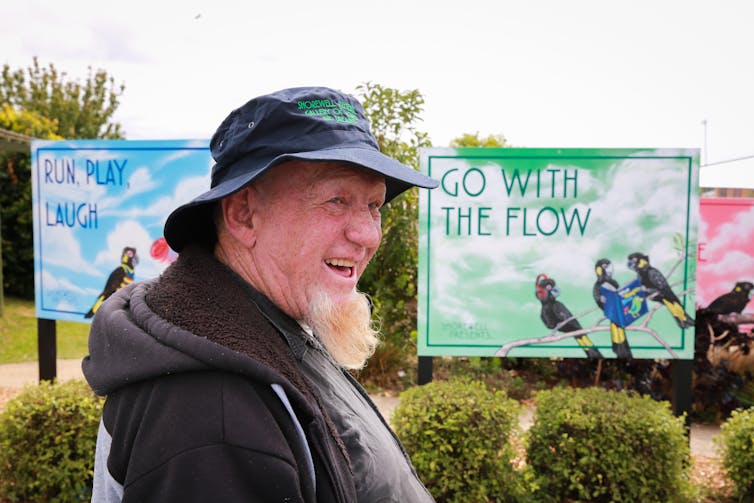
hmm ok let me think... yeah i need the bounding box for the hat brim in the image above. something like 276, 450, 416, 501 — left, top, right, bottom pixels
163, 147, 438, 252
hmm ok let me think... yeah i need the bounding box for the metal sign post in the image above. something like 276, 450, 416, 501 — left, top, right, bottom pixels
37, 318, 57, 382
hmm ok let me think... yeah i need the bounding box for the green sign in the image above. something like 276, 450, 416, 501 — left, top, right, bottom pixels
418, 148, 699, 360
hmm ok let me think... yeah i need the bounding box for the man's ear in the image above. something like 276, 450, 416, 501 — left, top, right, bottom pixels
219, 187, 257, 247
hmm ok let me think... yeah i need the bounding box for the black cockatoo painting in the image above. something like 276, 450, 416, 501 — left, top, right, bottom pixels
84, 247, 138, 319
627, 252, 694, 328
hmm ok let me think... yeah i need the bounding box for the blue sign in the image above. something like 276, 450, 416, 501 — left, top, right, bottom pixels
31, 140, 212, 322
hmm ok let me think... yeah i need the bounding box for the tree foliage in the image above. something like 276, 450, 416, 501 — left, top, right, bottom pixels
450, 131, 510, 148
1, 58, 125, 298
355, 82, 431, 388
1, 57, 125, 139
0, 108, 61, 299
0, 105, 62, 140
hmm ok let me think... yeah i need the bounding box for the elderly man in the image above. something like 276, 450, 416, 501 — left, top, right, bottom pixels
83, 87, 438, 502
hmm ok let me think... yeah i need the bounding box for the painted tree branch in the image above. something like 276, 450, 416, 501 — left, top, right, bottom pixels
495, 287, 692, 359
718, 312, 754, 325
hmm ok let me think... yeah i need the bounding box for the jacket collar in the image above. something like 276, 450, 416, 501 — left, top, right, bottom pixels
240, 278, 313, 361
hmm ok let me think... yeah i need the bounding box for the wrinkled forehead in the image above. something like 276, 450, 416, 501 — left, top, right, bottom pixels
255, 160, 387, 194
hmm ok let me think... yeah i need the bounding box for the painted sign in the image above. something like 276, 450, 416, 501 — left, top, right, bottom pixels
31, 140, 212, 322
418, 148, 699, 359
697, 197, 754, 312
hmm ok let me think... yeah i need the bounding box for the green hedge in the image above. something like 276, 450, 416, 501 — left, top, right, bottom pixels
392, 378, 525, 502
0, 380, 103, 502
526, 386, 691, 503
717, 407, 754, 501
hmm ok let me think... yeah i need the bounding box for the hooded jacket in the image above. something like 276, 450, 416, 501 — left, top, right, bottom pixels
83, 246, 431, 502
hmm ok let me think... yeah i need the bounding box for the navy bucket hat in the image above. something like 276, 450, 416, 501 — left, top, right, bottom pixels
164, 86, 439, 252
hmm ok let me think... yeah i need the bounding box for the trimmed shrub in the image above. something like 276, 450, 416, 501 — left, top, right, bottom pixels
0, 379, 103, 502
392, 378, 525, 502
717, 407, 754, 501
553, 310, 753, 423
527, 386, 691, 503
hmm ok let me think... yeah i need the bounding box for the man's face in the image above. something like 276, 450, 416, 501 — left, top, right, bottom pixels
249, 160, 386, 320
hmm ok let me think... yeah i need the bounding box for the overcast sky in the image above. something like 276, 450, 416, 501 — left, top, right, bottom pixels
4, 0, 753, 178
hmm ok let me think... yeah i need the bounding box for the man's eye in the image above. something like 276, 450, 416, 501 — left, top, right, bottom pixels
329, 197, 344, 204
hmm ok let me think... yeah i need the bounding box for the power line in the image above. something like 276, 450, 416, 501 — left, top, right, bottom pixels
701, 154, 754, 168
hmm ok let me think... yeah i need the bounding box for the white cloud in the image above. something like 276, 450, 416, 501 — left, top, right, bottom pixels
124, 166, 155, 193
94, 220, 165, 281
140, 175, 210, 221
96, 165, 156, 212
41, 270, 98, 297
704, 250, 754, 277
55, 299, 77, 312
39, 227, 101, 276
705, 205, 754, 258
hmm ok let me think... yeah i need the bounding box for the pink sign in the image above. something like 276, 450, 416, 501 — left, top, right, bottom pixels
697, 197, 754, 312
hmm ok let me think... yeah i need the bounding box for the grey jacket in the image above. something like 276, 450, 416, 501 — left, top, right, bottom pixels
83, 245, 432, 502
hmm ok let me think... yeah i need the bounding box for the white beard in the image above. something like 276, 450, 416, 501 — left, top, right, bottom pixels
305, 289, 380, 370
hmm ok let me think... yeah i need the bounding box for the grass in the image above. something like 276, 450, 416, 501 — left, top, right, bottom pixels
0, 297, 90, 364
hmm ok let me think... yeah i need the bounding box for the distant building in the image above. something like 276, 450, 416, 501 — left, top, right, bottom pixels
700, 155, 754, 197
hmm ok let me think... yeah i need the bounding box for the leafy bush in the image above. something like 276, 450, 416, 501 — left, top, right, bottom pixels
717, 407, 754, 501
392, 378, 526, 502
691, 310, 749, 422
0, 380, 103, 502
555, 357, 670, 398
431, 357, 556, 401
527, 386, 691, 503
552, 309, 753, 423
737, 379, 754, 408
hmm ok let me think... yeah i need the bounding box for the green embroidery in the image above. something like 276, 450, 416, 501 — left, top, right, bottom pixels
296, 99, 358, 124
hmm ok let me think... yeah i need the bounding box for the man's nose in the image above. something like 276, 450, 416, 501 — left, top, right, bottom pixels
345, 208, 382, 248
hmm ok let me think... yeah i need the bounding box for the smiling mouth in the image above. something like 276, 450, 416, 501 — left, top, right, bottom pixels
326, 258, 355, 277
